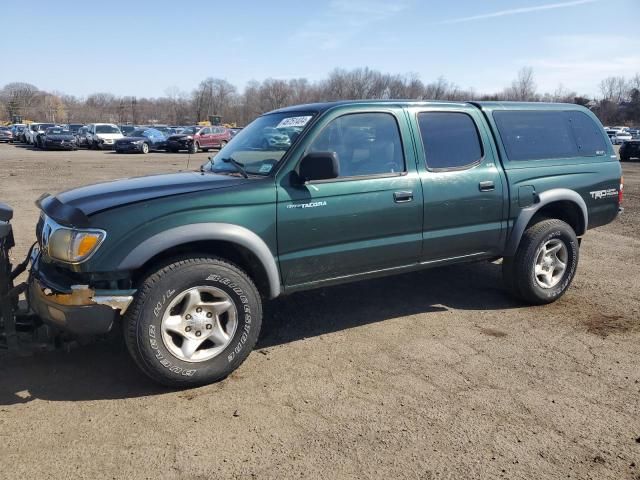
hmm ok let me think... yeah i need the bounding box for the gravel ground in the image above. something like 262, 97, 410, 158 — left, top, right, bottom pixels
0, 143, 639, 480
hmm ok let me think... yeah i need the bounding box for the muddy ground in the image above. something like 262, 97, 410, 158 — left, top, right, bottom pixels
0, 143, 638, 479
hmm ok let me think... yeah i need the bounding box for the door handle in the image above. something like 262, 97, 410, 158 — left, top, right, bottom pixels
393, 191, 413, 203
479, 181, 495, 192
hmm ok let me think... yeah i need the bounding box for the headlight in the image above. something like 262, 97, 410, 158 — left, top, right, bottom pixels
48, 227, 106, 263
185, 136, 193, 140
133, 140, 143, 144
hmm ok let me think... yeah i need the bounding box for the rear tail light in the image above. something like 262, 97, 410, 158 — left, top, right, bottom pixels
619, 176, 624, 205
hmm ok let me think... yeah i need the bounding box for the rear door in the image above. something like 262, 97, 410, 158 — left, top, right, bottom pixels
276, 108, 423, 287
408, 106, 506, 261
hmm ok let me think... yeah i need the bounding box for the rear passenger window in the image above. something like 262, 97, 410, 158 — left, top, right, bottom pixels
493, 110, 606, 161
567, 111, 607, 156
417, 112, 483, 170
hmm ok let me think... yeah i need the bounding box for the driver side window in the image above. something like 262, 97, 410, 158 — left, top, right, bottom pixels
307, 112, 405, 178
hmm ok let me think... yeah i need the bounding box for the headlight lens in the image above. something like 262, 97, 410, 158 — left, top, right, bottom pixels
48, 228, 106, 263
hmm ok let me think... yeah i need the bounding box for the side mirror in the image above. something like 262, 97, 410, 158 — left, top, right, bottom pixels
297, 152, 340, 183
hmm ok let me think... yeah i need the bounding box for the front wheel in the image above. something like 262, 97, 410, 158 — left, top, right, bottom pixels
141, 142, 149, 154
503, 218, 579, 305
124, 256, 263, 388
189, 142, 199, 154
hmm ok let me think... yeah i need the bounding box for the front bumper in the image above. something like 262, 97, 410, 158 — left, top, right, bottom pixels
28, 253, 136, 335
115, 143, 143, 152
96, 139, 116, 149
167, 139, 190, 150
44, 141, 77, 150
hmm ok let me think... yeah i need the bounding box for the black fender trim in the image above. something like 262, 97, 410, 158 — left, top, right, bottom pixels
505, 188, 588, 256
117, 223, 281, 298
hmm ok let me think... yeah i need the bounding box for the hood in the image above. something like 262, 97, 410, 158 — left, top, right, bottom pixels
38, 171, 251, 227
116, 136, 146, 143
46, 134, 75, 140
168, 134, 191, 140
95, 133, 123, 140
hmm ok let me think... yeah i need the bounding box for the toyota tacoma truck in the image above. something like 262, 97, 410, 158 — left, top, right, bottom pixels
0, 100, 623, 387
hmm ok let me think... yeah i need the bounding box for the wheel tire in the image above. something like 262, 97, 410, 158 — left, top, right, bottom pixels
220, 140, 227, 149
620, 155, 629, 162
124, 256, 262, 388
169, 148, 178, 153
202, 148, 209, 152
503, 218, 579, 305
189, 142, 199, 154
141, 142, 149, 154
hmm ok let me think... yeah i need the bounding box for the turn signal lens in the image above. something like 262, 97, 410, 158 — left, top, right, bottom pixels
77, 234, 100, 258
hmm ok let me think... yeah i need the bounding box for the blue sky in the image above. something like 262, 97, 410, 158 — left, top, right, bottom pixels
1, 0, 638, 98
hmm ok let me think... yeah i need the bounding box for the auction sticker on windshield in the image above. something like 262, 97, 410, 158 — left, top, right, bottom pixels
277, 116, 312, 128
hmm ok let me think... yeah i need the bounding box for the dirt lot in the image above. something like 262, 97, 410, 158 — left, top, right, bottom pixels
0, 143, 639, 479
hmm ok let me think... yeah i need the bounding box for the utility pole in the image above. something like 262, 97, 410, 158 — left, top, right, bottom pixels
131, 97, 137, 125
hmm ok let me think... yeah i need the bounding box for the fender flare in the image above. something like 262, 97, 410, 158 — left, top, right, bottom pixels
505, 188, 588, 256
117, 223, 281, 298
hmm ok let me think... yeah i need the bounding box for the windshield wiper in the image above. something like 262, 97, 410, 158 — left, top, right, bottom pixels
220, 157, 249, 178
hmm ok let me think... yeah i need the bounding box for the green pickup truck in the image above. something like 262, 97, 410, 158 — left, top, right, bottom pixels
1, 100, 623, 387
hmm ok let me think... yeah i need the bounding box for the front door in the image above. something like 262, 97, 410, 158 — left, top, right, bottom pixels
199, 127, 211, 148
277, 110, 423, 287
409, 108, 506, 261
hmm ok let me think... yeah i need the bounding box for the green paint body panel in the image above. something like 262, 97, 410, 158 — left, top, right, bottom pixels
41, 100, 621, 297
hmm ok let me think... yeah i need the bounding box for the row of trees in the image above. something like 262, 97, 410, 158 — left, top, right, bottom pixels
2, 68, 640, 127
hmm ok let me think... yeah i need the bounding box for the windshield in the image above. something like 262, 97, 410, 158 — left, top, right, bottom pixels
46, 128, 70, 135
40, 124, 55, 130
96, 125, 121, 134
202, 112, 314, 176
130, 129, 148, 137
180, 127, 200, 135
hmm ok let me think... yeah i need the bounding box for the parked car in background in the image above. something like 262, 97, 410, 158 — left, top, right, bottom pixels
74, 126, 90, 147
86, 123, 123, 149
627, 128, 640, 139
114, 127, 167, 154
10, 125, 24, 142
619, 140, 640, 161
26, 123, 55, 144
119, 125, 137, 136
35, 125, 62, 148
39, 127, 78, 151
611, 130, 632, 145
164, 126, 202, 153
191, 125, 231, 152
0, 127, 13, 143
67, 123, 85, 134
10, 124, 26, 141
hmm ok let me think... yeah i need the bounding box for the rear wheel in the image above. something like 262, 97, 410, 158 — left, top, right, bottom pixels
503, 218, 579, 305
124, 256, 262, 388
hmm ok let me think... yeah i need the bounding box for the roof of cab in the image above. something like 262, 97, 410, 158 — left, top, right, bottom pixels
269, 99, 470, 115
268, 99, 588, 115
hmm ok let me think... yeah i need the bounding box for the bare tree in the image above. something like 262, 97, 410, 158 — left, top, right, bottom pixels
505, 67, 537, 101
599, 76, 628, 103
0, 82, 39, 119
